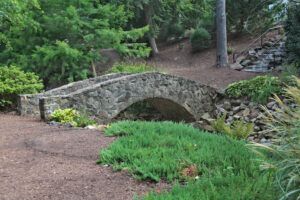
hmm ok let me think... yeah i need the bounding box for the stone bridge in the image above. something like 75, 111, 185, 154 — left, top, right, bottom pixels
18, 73, 219, 123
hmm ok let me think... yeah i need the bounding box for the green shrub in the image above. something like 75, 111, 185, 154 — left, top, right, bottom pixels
74, 114, 96, 128
50, 108, 96, 127
252, 77, 300, 200
106, 63, 157, 74
212, 115, 254, 140
100, 120, 276, 199
190, 27, 211, 52
167, 23, 185, 38
0, 66, 43, 108
227, 46, 234, 55
50, 108, 79, 126
225, 76, 282, 104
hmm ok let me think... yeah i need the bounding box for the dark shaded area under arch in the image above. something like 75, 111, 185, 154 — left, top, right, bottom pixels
113, 98, 196, 123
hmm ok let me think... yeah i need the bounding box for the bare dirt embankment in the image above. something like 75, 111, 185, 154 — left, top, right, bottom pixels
148, 35, 262, 89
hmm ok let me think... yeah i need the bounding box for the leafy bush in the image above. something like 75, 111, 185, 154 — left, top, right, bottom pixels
0, 1, 149, 88
50, 108, 96, 127
0, 66, 43, 108
31, 41, 89, 87
160, 23, 185, 40
225, 76, 282, 104
252, 77, 300, 200
50, 109, 79, 126
227, 46, 234, 55
212, 115, 254, 140
100, 120, 276, 199
190, 27, 211, 52
74, 114, 96, 128
106, 63, 157, 74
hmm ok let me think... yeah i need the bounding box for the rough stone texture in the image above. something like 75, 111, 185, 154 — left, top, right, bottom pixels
237, 36, 286, 73
32, 72, 218, 123
18, 73, 129, 117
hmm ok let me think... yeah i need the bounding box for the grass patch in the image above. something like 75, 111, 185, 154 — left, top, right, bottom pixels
106, 63, 158, 74
144, 174, 275, 200
98, 121, 277, 199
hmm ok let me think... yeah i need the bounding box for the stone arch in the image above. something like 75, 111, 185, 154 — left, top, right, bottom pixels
112, 97, 197, 122
40, 72, 219, 123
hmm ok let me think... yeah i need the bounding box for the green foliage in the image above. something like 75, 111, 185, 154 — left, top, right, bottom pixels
50, 109, 79, 126
107, 63, 157, 74
212, 115, 254, 140
227, 46, 234, 55
0, 0, 149, 87
285, 2, 300, 68
100, 120, 276, 199
50, 108, 96, 127
252, 78, 300, 200
225, 76, 282, 104
144, 174, 276, 200
31, 41, 88, 85
190, 27, 211, 52
0, 66, 43, 108
74, 114, 97, 128
226, 0, 285, 34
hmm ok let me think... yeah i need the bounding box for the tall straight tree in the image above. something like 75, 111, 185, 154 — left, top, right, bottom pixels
216, 0, 228, 67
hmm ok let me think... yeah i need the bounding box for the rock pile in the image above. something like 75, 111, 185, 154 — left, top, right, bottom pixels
233, 36, 286, 73
194, 97, 288, 144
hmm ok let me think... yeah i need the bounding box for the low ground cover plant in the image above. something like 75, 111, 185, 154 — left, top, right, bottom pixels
225, 75, 282, 104
99, 120, 277, 199
0, 66, 43, 109
106, 63, 158, 74
50, 108, 96, 127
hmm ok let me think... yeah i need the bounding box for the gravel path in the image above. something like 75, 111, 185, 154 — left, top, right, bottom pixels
0, 114, 167, 200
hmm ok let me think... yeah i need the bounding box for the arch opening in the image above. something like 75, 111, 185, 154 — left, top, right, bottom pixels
112, 98, 196, 123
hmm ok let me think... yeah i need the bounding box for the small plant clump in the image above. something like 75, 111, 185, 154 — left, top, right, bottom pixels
0, 66, 44, 108
225, 75, 282, 104
50, 108, 96, 127
212, 114, 254, 140
106, 63, 158, 74
227, 46, 234, 55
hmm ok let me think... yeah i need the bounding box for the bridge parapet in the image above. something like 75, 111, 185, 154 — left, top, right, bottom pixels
18, 73, 130, 117
38, 72, 219, 123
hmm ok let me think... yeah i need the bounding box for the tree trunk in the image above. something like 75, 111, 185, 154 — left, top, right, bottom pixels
216, 0, 228, 67
149, 37, 159, 55
91, 61, 97, 77
144, 5, 159, 55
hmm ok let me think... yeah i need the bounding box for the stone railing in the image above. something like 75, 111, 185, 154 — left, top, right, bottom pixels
25, 72, 220, 123
18, 73, 129, 117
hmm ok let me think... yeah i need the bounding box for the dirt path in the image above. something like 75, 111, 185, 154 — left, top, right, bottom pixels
0, 114, 166, 200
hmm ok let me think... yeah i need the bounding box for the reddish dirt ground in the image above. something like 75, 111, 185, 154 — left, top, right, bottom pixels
147, 35, 264, 89
0, 114, 168, 200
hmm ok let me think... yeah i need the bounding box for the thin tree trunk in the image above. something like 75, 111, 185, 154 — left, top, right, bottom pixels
91, 61, 97, 77
144, 5, 159, 55
216, 0, 228, 67
149, 37, 159, 54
